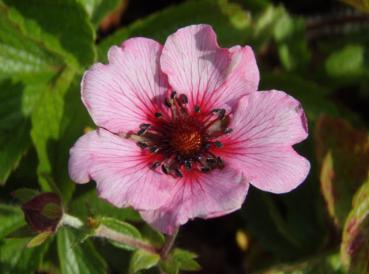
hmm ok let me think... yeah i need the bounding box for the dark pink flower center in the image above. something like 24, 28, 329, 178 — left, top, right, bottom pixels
129, 92, 233, 178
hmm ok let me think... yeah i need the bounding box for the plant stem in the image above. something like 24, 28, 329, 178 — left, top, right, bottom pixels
61, 214, 157, 254
95, 225, 157, 254
160, 227, 179, 259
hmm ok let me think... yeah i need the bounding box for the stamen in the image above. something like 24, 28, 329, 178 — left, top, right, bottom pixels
151, 161, 161, 169
214, 141, 223, 148
170, 91, 177, 99
179, 94, 188, 105
137, 142, 148, 149
212, 108, 226, 119
155, 112, 162, 118
161, 164, 170, 175
164, 98, 172, 108
149, 146, 160, 153
184, 160, 192, 170
194, 105, 200, 113
224, 128, 233, 134
174, 169, 183, 177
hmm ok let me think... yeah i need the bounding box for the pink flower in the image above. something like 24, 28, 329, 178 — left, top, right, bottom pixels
69, 25, 310, 234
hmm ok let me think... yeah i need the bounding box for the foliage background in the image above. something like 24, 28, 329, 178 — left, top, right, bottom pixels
0, 0, 369, 273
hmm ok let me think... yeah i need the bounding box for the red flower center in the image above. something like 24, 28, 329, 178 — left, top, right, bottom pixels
129, 92, 233, 178
169, 119, 203, 157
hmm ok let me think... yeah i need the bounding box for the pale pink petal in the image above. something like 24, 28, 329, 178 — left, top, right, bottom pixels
218, 90, 310, 193
68, 129, 174, 210
160, 25, 228, 111
82, 38, 169, 134
210, 45, 259, 108
140, 167, 249, 234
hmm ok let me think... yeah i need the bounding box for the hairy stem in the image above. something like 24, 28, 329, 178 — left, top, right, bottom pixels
95, 225, 157, 254
160, 227, 179, 259
61, 214, 157, 254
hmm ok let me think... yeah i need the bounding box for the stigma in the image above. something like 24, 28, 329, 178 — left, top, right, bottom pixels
128, 91, 232, 178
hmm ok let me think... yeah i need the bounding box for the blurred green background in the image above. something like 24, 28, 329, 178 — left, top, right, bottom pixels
1, 0, 369, 273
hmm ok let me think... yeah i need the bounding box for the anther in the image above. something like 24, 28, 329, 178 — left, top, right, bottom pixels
216, 157, 224, 168
184, 160, 192, 170
206, 158, 217, 164
224, 128, 233, 134
170, 91, 177, 99
194, 105, 200, 113
200, 167, 211, 173
161, 164, 170, 175
212, 108, 226, 119
149, 146, 160, 153
214, 141, 223, 148
151, 162, 161, 169
164, 98, 172, 108
137, 142, 148, 149
155, 112, 162, 118
179, 94, 188, 104
139, 123, 150, 129
174, 169, 183, 177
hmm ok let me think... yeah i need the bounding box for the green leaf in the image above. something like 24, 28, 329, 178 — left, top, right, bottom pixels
98, 0, 251, 61
341, 180, 369, 274
342, 0, 369, 13
325, 44, 367, 80
129, 249, 160, 273
57, 227, 107, 274
0, 237, 49, 274
0, 204, 25, 239
26, 231, 52, 248
11, 188, 39, 203
273, 8, 310, 71
30, 68, 76, 196
258, 252, 346, 274
315, 116, 369, 228
69, 189, 141, 222
1, 0, 96, 69
77, 0, 126, 26
171, 249, 201, 271
97, 217, 142, 251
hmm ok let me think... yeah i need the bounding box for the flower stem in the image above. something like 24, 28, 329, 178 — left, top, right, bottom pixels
61, 214, 157, 254
160, 227, 179, 259
95, 225, 157, 254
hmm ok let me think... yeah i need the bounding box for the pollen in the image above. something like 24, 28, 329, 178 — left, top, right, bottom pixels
169, 121, 203, 157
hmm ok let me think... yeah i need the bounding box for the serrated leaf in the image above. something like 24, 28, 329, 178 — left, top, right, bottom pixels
1, 0, 96, 69
57, 227, 107, 274
0, 204, 25, 239
171, 249, 201, 271
341, 181, 369, 274
31, 68, 76, 196
315, 116, 369, 228
97, 217, 142, 251
98, 0, 251, 60
129, 249, 160, 273
0, 237, 49, 274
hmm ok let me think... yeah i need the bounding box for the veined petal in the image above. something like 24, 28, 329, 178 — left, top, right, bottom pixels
211, 45, 259, 108
68, 129, 174, 210
219, 91, 310, 193
140, 167, 249, 234
161, 24, 229, 111
82, 38, 169, 134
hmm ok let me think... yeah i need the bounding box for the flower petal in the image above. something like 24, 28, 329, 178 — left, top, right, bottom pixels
161, 24, 229, 111
140, 167, 249, 234
219, 90, 310, 193
68, 129, 173, 210
82, 38, 169, 134
210, 45, 259, 108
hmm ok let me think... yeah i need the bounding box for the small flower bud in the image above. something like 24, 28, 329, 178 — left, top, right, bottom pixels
21, 192, 63, 233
